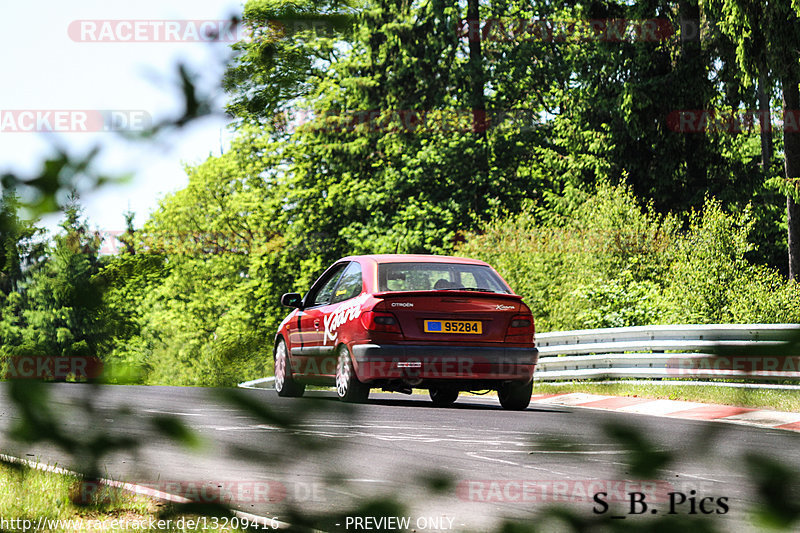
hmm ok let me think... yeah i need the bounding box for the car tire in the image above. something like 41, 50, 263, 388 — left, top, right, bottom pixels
274, 339, 305, 397
429, 386, 459, 407
498, 380, 532, 410
336, 345, 369, 403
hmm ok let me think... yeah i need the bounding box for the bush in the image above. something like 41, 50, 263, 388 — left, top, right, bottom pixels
459, 182, 799, 332
658, 199, 800, 324
458, 182, 675, 331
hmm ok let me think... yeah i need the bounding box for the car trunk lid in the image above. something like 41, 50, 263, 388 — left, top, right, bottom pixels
372, 291, 525, 343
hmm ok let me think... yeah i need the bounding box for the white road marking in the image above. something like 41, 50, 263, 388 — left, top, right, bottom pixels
478, 449, 626, 455
660, 470, 725, 483
533, 393, 610, 405
722, 410, 800, 426
615, 400, 706, 415
466, 452, 519, 466
142, 409, 204, 416
528, 450, 630, 454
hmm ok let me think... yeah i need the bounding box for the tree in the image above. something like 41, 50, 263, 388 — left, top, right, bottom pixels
99, 132, 292, 385
0, 191, 45, 297
0, 197, 112, 358
709, 0, 800, 278
223, 0, 359, 126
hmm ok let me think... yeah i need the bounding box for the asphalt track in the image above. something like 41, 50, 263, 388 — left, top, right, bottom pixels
0, 383, 798, 532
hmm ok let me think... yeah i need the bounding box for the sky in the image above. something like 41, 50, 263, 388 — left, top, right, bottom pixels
0, 0, 245, 236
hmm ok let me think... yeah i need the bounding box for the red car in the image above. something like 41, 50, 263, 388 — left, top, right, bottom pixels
274, 254, 538, 409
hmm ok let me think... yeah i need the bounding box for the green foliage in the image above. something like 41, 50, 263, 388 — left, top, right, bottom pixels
0, 191, 46, 296
659, 199, 800, 323
572, 272, 662, 329
3, 2, 800, 531
223, 0, 359, 125
0, 198, 114, 359
0, 462, 152, 524
459, 182, 676, 331
99, 133, 296, 386
460, 182, 799, 331
6, 0, 798, 385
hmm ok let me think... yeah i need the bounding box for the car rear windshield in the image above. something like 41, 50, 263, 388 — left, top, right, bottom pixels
377, 262, 511, 293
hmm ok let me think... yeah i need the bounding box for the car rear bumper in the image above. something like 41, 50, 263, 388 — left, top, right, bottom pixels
351, 343, 538, 382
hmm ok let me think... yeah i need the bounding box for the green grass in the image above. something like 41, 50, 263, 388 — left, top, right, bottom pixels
534, 382, 800, 412
0, 463, 251, 532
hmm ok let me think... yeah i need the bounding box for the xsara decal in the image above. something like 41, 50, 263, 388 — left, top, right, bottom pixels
323, 293, 370, 345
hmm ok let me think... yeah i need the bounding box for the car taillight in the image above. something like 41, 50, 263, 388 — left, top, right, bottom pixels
505, 314, 535, 343
361, 311, 403, 334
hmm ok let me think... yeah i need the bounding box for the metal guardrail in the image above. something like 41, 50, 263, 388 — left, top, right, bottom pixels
534, 324, 800, 382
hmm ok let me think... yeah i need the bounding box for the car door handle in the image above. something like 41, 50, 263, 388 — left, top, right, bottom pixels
314, 320, 320, 330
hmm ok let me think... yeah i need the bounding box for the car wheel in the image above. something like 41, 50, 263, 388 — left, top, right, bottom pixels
336, 345, 369, 403
274, 339, 305, 397
429, 386, 459, 407
498, 380, 532, 410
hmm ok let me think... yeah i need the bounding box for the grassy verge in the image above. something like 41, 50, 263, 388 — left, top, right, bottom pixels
534, 382, 800, 412
0, 462, 250, 532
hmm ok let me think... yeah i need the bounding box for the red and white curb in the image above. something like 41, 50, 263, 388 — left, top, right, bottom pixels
530, 393, 800, 433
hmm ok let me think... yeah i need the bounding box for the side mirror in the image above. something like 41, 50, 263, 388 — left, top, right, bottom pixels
280, 293, 303, 308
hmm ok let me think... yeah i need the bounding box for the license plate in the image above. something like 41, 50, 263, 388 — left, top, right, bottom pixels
424, 320, 482, 334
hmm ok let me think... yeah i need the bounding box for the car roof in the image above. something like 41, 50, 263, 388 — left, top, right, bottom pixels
340, 254, 491, 266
